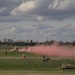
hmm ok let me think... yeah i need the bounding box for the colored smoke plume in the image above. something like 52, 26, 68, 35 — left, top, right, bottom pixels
19, 42, 75, 57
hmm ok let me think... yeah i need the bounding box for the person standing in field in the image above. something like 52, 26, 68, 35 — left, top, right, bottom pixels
16, 47, 18, 52
4, 49, 7, 55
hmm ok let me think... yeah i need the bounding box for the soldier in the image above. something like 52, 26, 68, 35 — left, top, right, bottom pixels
42, 56, 49, 62
22, 54, 25, 58
16, 47, 18, 52
4, 49, 7, 55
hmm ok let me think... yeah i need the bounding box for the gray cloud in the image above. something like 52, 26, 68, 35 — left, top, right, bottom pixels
0, 20, 75, 42
10, 0, 75, 21
0, 0, 21, 16
0, 0, 75, 22
0, 0, 75, 42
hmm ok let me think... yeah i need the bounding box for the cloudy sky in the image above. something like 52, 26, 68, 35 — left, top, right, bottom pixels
0, 0, 75, 42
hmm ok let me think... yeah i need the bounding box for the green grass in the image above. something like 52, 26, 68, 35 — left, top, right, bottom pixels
0, 58, 75, 71
0, 70, 75, 75
0, 45, 13, 50
0, 45, 75, 75
0, 51, 41, 58
0, 45, 42, 58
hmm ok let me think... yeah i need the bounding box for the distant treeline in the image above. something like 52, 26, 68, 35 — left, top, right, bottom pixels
0, 38, 75, 46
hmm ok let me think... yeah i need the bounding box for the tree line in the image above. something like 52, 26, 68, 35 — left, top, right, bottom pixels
0, 38, 75, 46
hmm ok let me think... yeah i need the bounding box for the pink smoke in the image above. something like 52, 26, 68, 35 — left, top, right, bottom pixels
19, 44, 75, 57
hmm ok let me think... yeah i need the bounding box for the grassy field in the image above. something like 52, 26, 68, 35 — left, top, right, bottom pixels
0, 45, 75, 75
0, 70, 75, 75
